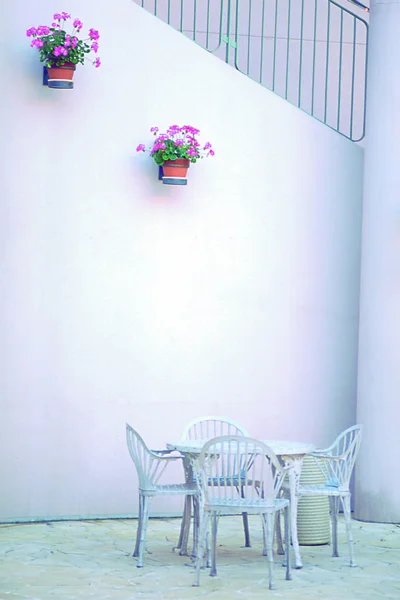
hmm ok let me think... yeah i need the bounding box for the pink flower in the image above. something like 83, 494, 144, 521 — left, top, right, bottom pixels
53, 46, 63, 57
209, 150, 215, 156
26, 27, 37, 37
73, 19, 83, 31
94, 57, 101, 68
61, 12, 71, 20
89, 28, 100, 41
36, 26, 50, 36
167, 125, 180, 134
71, 37, 78, 48
151, 142, 166, 153
150, 126, 159, 133
91, 41, 99, 53
136, 144, 146, 152
53, 13, 62, 20
30, 38, 44, 48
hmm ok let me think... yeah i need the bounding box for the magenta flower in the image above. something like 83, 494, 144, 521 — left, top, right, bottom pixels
167, 125, 180, 134
53, 46, 63, 57
91, 41, 99, 53
151, 142, 167, 153
36, 26, 50, 35
26, 27, 37, 37
73, 18, 83, 31
89, 28, 100, 41
150, 127, 159, 133
94, 57, 101, 68
71, 37, 78, 48
61, 12, 71, 20
204, 142, 212, 150
31, 38, 44, 48
53, 13, 62, 20
136, 144, 146, 152
182, 125, 200, 135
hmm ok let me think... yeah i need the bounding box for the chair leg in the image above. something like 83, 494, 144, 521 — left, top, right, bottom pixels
261, 512, 268, 556
193, 509, 209, 587
329, 496, 340, 558
284, 505, 292, 580
133, 493, 144, 557
177, 496, 187, 549
192, 495, 200, 559
178, 495, 192, 556
205, 524, 211, 568
341, 495, 356, 567
240, 486, 251, 547
137, 495, 151, 568
275, 510, 285, 556
263, 513, 276, 590
210, 512, 219, 577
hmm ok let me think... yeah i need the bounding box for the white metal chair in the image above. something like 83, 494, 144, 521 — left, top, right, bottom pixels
126, 423, 200, 567
193, 435, 291, 590
177, 417, 250, 555
278, 425, 362, 567
181, 416, 250, 441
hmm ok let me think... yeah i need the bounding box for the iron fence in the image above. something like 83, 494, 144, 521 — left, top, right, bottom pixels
135, 0, 369, 141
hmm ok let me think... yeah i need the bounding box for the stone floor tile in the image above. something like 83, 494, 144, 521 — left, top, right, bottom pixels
1, 516, 400, 600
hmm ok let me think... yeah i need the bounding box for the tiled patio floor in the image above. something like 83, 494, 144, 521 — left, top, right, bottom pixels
1, 515, 399, 599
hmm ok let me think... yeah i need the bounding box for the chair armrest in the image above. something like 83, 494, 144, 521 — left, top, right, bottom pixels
149, 449, 183, 461
310, 452, 346, 462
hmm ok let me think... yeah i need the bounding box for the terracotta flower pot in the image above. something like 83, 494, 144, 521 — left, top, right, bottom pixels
46, 63, 76, 89
162, 159, 190, 179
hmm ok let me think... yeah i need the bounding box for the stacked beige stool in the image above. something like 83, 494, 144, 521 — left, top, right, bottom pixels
297, 456, 330, 545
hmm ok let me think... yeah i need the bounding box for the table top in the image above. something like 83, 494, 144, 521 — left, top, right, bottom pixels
166, 439, 315, 456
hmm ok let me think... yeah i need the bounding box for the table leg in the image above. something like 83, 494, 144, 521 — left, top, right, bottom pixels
287, 456, 304, 569
178, 495, 192, 556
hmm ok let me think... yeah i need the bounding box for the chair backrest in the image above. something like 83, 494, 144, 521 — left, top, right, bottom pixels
315, 425, 362, 489
126, 423, 169, 490
197, 435, 287, 507
181, 416, 249, 441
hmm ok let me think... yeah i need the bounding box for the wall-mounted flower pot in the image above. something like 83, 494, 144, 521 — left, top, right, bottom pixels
159, 159, 190, 185
43, 63, 76, 89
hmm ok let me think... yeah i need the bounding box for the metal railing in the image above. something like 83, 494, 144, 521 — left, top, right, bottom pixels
135, 0, 369, 141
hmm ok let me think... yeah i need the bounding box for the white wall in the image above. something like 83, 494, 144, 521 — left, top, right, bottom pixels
0, 0, 363, 521
355, 0, 400, 523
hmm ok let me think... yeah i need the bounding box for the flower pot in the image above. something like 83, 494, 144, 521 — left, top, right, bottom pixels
161, 158, 190, 185
297, 456, 330, 546
46, 63, 76, 89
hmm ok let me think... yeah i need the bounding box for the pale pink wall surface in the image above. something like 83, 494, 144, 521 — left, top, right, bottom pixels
0, 0, 363, 520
